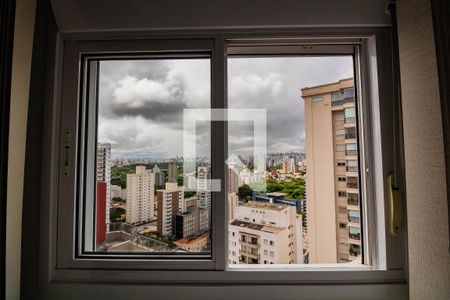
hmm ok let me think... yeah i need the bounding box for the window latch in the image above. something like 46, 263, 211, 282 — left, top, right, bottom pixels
387, 173, 402, 235
63, 130, 71, 176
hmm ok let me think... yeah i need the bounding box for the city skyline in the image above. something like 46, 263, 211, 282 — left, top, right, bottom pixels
98, 57, 353, 159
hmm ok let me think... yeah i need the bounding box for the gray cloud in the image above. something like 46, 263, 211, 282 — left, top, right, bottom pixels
227, 56, 353, 155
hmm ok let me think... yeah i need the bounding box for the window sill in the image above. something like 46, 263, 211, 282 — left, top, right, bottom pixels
227, 262, 372, 272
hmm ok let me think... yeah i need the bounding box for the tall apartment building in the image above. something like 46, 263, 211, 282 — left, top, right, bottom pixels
168, 161, 177, 183
227, 167, 239, 194
301, 78, 361, 263
126, 166, 155, 225
157, 182, 184, 236
228, 201, 303, 265
282, 156, 289, 173
288, 158, 296, 173
97, 143, 111, 229
228, 192, 239, 220
197, 166, 211, 225
153, 164, 165, 186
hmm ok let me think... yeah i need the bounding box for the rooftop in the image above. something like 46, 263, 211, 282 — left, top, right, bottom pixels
300, 77, 354, 97
266, 192, 287, 197
230, 220, 285, 234
244, 200, 288, 212
174, 234, 208, 245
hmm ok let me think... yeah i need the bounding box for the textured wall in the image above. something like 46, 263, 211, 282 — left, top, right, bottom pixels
397, 0, 450, 298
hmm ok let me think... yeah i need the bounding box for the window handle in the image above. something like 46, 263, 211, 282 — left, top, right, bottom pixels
387, 173, 402, 235
63, 130, 71, 176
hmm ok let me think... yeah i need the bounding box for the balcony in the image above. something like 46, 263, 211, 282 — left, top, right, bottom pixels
239, 249, 260, 258
348, 216, 360, 224
347, 194, 359, 206
346, 166, 358, 172
345, 149, 357, 156
345, 130, 356, 139
349, 232, 361, 240
347, 182, 358, 189
240, 240, 260, 248
331, 97, 355, 106
349, 244, 361, 257
239, 256, 260, 264
344, 116, 356, 124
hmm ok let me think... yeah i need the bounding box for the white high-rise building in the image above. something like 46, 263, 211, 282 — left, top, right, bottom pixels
288, 158, 296, 173
126, 166, 155, 225
228, 201, 303, 265
97, 143, 111, 228
197, 166, 211, 212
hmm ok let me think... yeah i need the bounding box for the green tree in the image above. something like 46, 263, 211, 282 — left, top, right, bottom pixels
110, 207, 126, 222
266, 178, 283, 192
184, 191, 196, 198
238, 184, 253, 200
111, 165, 136, 188
112, 197, 125, 204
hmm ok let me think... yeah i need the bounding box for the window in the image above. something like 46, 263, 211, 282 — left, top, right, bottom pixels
345, 143, 357, 156
344, 107, 356, 124
348, 193, 359, 206
348, 210, 360, 224
347, 160, 358, 172
339, 222, 347, 229
49, 34, 404, 287
349, 244, 361, 257
337, 160, 346, 167
345, 127, 356, 139
338, 191, 347, 197
349, 226, 361, 240
347, 177, 358, 189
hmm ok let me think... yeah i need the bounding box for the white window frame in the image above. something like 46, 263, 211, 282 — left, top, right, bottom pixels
42, 29, 406, 287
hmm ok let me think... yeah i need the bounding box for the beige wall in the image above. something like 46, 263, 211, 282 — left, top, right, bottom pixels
397, 0, 450, 298
304, 93, 337, 263
6, 0, 36, 298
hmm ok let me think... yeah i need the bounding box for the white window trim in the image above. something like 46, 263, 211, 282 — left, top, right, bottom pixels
40, 28, 406, 288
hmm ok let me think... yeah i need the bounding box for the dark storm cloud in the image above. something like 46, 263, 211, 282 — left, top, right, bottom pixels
97, 57, 352, 158
97, 59, 211, 158
109, 100, 188, 127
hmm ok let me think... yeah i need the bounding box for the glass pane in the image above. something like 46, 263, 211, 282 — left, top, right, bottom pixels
227, 56, 362, 265
228, 56, 361, 265
92, 58, 211, 254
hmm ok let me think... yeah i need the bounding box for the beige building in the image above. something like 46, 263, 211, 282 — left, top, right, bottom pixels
174, 234, 209, 253
126, 166, 155, 225
301, 78, 361, 263
157, 182, 184, 236
228, 192, 239, 221
228, 201, 303, 264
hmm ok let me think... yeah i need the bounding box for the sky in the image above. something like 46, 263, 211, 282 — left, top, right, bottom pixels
98, 56, 354, 159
